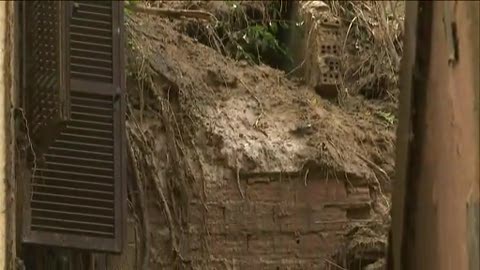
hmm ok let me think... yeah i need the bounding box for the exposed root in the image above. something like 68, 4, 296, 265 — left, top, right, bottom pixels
324, 258, 348, 270
127, 138, 150, 270
236, 165, 245, 200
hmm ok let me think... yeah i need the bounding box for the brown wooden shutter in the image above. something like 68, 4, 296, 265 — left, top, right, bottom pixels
23, 1, 126, 253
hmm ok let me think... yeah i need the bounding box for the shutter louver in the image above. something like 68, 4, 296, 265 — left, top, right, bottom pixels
23, 1, 126, 253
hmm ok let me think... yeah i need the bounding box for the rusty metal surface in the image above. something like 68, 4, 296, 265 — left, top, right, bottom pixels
391, 1, 479, 269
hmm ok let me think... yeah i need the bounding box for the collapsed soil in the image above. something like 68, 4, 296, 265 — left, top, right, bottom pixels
128, 15, 395, 181
125, 2, 396, 268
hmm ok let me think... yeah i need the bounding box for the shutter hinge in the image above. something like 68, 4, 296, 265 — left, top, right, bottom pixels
114, 87, 122, 103
72, 2, 80, 16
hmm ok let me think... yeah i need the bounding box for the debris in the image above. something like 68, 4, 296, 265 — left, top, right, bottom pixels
124, 1, 398, 268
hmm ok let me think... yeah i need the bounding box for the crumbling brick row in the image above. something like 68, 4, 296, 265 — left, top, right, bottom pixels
185, 231, 342, 261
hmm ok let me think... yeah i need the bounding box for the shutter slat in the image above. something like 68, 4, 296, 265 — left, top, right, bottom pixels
49, 147, 113, 158
32, 184, 114, 196
71, 55, 112, 65
32, 216, 114, 228
59, 132, 113, 143
71, 17, 111, 26
71, 71, 112, 82
32, 191, 114, 204
55, 140, 113, 150
45, 160, 113, 174
33, 175, 113, 188
30, 225, 113, 237
32, 208, 114, 219
31, 200, 113, 212
36, 168, 112, 181
72, 40, 111, 49
74, 3, 111, 11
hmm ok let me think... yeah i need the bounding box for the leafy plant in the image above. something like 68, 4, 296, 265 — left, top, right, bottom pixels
217, 1, 298, 69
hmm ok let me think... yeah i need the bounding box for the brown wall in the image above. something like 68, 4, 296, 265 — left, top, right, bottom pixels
145, 170, 373, 269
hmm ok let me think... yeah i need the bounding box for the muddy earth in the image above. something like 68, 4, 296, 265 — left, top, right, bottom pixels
120, 1, 400, 269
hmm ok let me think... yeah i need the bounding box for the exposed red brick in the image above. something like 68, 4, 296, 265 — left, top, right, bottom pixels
297, 232, 340, 258
246, 233, 275, 255
224, 201, 277, 233
273, 233, 300, 255
148, 171, 370, 269
198, 257, 324, 270
295, 178, 348, 206
246, 180, 296, 203
346, 205, 372, 220
214, 178, 248, 202
187, 202, 226, 234
274, 204, 347, 232
208, 234, 248, 257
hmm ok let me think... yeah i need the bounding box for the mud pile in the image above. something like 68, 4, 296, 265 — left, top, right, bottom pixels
124, 1, 397, 268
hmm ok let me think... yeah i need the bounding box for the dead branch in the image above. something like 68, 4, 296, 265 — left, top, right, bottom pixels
126, 3, 217, 21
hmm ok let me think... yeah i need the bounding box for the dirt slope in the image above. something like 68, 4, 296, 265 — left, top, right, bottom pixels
128, 14, 395, 181
125, 5, 395, 268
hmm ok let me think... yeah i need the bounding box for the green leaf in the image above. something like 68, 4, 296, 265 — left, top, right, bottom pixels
269, 22, 278, 35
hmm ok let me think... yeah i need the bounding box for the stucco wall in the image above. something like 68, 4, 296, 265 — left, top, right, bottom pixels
0, 2, 16, 269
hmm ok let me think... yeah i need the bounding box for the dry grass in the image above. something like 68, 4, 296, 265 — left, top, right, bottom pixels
329, 1, 404, 101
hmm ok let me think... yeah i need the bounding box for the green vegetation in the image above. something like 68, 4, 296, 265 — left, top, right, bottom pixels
204, 1, 301, 70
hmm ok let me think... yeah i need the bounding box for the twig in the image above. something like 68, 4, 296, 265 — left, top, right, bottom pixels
152, 170, 178, 250
236, 159, 245, 199
303, 168, 309, 187
238, 78, 261, 108
126, 2, 216, 21
372, 173, 391, 213
342, 16, 357, 53
17, 108, 38, 205
357, 153, 390, 183
324, 258, 348, 270
355, 152, 390, 213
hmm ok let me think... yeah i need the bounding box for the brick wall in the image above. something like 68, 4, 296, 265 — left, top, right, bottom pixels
145, 169, 373, 269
